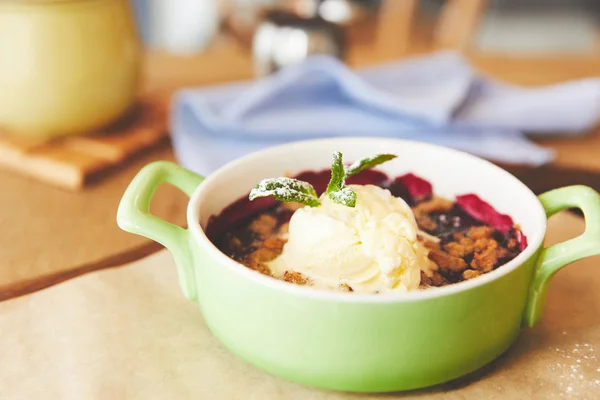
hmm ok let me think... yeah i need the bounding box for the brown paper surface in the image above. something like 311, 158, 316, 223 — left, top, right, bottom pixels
1, 212, 599, 400
0, 145, 182, 298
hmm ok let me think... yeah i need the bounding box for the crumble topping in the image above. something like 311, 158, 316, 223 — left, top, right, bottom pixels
210, 172, 525, 292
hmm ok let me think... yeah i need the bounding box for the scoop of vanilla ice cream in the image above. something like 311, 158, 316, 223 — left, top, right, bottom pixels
268, 184, 432, 293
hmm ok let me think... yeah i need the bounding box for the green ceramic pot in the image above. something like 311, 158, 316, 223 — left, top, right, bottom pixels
117, 138, 600, 392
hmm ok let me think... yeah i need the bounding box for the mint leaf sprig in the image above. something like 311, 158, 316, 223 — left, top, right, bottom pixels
249, 177, 321, 207
249, 151, 397, 208
345, 154, 397, 177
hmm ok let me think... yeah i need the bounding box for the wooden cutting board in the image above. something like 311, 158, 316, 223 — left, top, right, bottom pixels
0, 94, 169, 190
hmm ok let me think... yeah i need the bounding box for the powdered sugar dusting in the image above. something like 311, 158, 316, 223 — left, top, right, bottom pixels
249, 177, 320, 206
254, 177, 316, 195
544, 341, 600, 398
328, 186, 357, 207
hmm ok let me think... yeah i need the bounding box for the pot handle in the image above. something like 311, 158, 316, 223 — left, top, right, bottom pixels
523, 185, 600, 328
117, 161, 205, 301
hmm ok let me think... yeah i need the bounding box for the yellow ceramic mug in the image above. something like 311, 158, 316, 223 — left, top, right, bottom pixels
0, 0, 142, 139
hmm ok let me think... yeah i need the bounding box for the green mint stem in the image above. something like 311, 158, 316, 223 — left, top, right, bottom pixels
326, 151, 357, 207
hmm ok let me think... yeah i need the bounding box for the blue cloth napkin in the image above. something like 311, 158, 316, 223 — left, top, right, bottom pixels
171, 52, 600, 176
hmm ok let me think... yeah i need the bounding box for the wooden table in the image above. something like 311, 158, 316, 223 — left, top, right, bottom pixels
1, 37, 600, 301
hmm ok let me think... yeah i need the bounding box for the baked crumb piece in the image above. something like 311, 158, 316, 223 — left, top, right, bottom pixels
340, 283, 354, 292
420, 271, 432, 286
277, 222, 290, 235
416, 215, 438, 232
467, 226, 494, 240
245, 246, 283, 275
473, 238, 493, 252
283, 271, 309, 285
505, 225, 525, 251
279, 202, 306, 212
420, 270, 448, 287
443, 235, 474, 258
245, 259, 271, 276
470, 240, 499, 273
248, 214, 278, 239
263, 237, 285, 250
227, 236, 243, 252
462, 269, 481, 280
246, 246, 281, 263
496, 246, 512, 260
506, 237, 519, 251
423, 239, 441, 251
414, 197, 454, 216
427, 249, 467, 273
